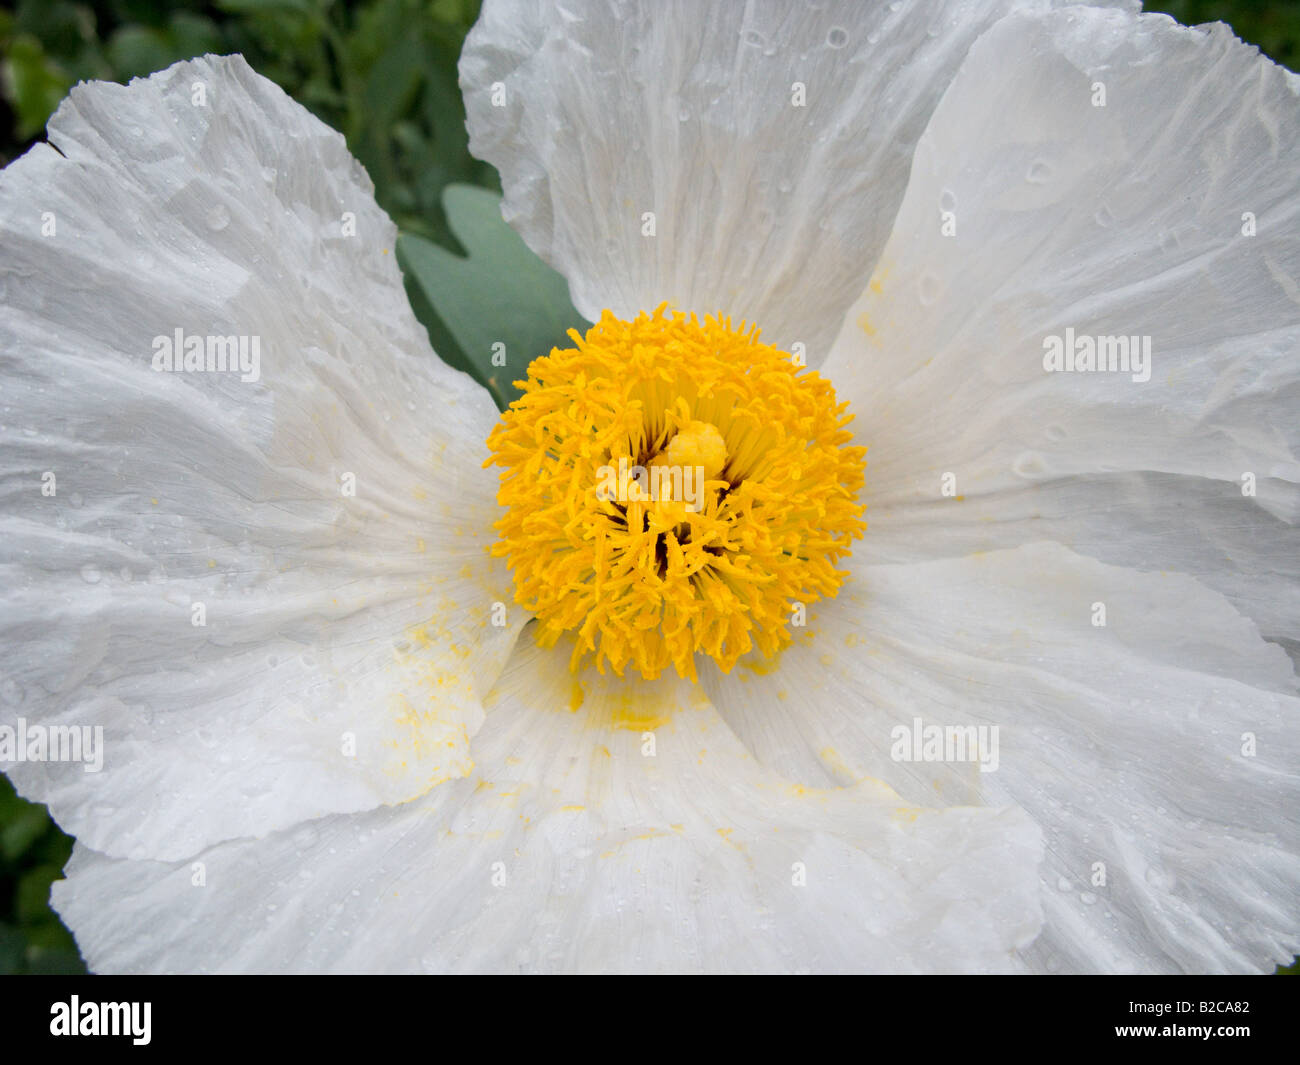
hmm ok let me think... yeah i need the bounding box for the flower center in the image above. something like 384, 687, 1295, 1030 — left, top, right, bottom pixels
485, 305, 866, 681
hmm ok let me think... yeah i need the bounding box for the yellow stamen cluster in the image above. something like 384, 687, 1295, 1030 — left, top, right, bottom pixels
485, 305, 866, 681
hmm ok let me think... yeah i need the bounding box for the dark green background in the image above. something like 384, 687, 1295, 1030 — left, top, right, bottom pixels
0, 0, 1297, 974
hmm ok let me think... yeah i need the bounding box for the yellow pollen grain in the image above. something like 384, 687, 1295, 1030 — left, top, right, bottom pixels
484, 305, 865, 682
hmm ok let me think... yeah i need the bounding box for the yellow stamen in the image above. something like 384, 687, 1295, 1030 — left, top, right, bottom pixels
484, 305, 866, 681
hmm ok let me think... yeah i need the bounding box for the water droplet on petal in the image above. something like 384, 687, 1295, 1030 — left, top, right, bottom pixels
1013, 451, 1047, 479
1026, 159, 1053, 184
206, 204, 231, 231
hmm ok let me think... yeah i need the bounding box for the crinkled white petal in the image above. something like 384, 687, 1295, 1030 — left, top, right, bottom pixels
0, 56, 521, 862
822, 7, 1300, 642
701, 543, 1300, 973
53, 636, 1043, 973
460, 0, 1131, 362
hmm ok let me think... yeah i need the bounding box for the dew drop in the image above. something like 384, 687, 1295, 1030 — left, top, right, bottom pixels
206, 203, 231, 231
80, 564, 102, 584
1080, 891, 1098, 905
1013, 451, 1047, 479
826, 26, 849, 48
1026, 159, 1053, 184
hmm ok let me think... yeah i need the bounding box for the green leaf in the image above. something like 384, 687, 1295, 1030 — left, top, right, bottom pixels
0, 923, 24, 974
25, 946, 86, 975
0, 800, 48, 862
105, 25, 178, 80
16, 862, 62, 925
215, 0, 323, 16
1, 34, 73, 140
398, 185, 590, 410
105, 14, 224, 82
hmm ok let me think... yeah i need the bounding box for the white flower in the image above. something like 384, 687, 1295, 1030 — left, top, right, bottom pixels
0, 0, 1296, 973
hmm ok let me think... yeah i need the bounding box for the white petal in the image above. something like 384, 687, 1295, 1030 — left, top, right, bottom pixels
701, 543, 1300, 973
54, 635, 1043, 973
822, 8, 1300, 641
460, 0, 1127, 361
0, 56, 521, 861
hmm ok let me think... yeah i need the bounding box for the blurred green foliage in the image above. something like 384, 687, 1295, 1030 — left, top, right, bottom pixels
0, 776, 82, 973
0, 0, 496, 244
0, 0, 1297, 975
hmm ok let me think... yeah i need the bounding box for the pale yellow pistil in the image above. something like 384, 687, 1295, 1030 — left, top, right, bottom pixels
635, 419, 727, 525
485, 305, 866, 681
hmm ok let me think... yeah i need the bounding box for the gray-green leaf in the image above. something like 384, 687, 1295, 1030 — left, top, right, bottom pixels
398, 184, 590, 410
